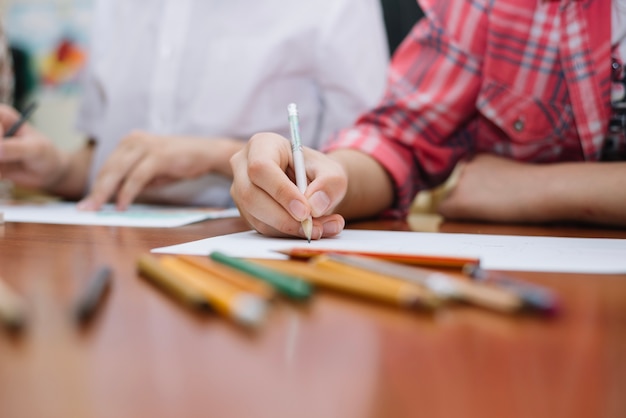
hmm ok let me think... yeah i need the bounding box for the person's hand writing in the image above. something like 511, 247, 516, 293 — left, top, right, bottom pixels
0, 104, 69, 191
230, 133, 347, 239
78, 130, 243, 211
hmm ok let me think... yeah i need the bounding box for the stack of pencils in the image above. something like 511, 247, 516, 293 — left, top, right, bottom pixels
137, 248, 560, 329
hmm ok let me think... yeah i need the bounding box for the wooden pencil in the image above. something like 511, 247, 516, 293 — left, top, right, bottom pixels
276, 247, 479, 269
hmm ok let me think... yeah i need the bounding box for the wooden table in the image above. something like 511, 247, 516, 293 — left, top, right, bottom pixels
0, 218, 624, 418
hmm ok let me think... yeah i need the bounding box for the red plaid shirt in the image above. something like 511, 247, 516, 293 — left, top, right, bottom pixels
326, 0, 612, 218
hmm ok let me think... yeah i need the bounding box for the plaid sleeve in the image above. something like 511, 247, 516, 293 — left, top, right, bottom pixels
325, 0, 489, 218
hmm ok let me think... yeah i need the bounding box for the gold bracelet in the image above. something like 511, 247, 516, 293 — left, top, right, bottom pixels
408, 162, 465, 231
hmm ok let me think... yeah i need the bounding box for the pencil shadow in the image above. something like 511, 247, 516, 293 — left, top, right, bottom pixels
316, 289, 439, 323
277, 295, 314, 315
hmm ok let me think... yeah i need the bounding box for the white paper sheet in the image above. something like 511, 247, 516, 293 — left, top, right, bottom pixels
0, 202, 240, 228
152, 229, 626, 274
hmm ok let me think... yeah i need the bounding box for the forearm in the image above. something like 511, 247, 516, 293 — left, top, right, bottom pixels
161, 136, 245, 179
535, 162, 626, 226
206, 137, 245, 178
328, 149, 394, 220
439, 156, 626, 227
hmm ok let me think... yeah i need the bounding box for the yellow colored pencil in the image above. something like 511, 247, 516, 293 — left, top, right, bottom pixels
326, 253, 523, 313
137, 254, 209, 310
160, 256, 267, 328
177, 255, 276, 300
250, 258, 440, 310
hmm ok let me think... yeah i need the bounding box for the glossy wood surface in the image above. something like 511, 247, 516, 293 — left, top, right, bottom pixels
0, 218, 625, 418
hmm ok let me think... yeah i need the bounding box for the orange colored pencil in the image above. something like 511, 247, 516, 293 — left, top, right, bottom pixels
276, 247, 479, 269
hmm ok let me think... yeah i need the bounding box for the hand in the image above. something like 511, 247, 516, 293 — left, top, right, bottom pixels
78, 130, 243, 210
230, 132, 347, 239
0, 105, 69, 191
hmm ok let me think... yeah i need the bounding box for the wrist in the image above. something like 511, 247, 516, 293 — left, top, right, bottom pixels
44, 150, 73, 195
330, 149, 392, 220
409, 162, 465, 231
206, 138, 244, 178
412, 162, 465, 214
46, 143, 93, 199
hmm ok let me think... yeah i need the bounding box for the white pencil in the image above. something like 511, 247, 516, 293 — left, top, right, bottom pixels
287, 103, 313, 242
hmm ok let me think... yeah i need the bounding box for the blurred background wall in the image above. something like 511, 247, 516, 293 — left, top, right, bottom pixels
1, 0, 93, 150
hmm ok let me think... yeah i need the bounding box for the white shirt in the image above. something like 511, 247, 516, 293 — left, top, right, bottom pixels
77, 0, 389, 207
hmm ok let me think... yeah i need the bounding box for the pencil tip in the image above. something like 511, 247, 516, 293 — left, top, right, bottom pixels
301, 217, 313, 243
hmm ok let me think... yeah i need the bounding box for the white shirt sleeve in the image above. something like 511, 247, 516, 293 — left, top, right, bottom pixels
313, 0, 389, 148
